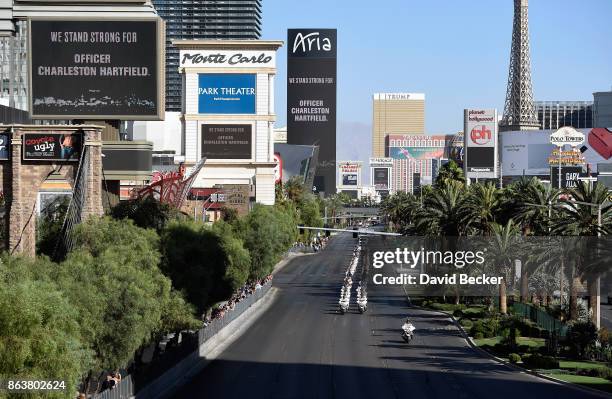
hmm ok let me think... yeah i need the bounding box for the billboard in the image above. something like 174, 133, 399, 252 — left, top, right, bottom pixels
373, 168, 389, 190
342, 173, 358, 185
387, 135, 448, 160
550, 166, 584, 189
500, 129, 612, 176
29, 18, 163, 120
0, 133, 9, 160
198, 74, 256, 114
389, 147, 445, 160
287, 29, 337, 194
464, 109, 498, 178
23, 133, 82, 161
201, 124, 252, 160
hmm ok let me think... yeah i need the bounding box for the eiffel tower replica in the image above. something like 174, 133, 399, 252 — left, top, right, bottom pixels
499, 0, 541, 132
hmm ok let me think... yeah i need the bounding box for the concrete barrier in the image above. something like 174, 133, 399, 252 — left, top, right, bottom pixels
134, 286, 279, 399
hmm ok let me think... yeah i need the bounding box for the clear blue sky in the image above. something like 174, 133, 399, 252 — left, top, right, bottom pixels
262, 0, 612, 134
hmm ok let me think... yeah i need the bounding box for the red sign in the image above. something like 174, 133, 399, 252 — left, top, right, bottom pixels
274, 153, 282, 183
470, 125, 492, 145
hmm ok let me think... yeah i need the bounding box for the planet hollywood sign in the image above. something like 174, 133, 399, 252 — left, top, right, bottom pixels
180, 50, 275, 68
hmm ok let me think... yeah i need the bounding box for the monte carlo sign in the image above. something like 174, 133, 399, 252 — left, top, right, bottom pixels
179, 50, 276, 68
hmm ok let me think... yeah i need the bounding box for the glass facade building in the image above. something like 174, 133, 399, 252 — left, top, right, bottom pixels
152, 0, 262, 112
535, 101, 593, 130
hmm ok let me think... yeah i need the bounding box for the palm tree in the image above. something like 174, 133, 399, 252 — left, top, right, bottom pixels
284, 176, 304, 203
489, 220, 521, 314
512, 178, 560, 236
380, 192, 418, 233
464, 182, 501, 236
435, 160, 465, 188
414, 180, 468, 236
552, 182, 612, 324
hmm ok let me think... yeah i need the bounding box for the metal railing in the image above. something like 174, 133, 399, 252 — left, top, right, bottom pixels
513, 302, 569, 337
199, 282, 271, 346
92, 375, 133, 399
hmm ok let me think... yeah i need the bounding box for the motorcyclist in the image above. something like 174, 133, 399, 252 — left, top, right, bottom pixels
402, 318, 415, 334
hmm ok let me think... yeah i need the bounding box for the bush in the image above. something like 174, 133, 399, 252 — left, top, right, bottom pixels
460, 319, 473, 330
111, 196, 180, 233
235, 204, 297, 279
65, 217, 199, 370
474, 332, 484, 340
0, 257, 93, 396
453, 309, 464, 318
508, 353, 521, 364
522, 353, 559, 369
568, 321, 598, 359
471, 318, 499, 338
161, 219, 250, 314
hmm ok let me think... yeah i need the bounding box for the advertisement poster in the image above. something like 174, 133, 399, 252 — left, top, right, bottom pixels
342, 173, 358, 186
23, 133, 82, 161
198, 74, 256, 114
550, 166, 584, 189
0, 133, 9, 160
201, 124, 252, 159
373, 168, 389, 190
500, 128, 612, 176
464, 109, 498, 178
389, 147, 445, 160
287, 28, 337, 194
29, 19, 162, 119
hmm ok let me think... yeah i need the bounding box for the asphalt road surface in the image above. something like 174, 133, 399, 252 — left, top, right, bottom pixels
172, 233, 608, 399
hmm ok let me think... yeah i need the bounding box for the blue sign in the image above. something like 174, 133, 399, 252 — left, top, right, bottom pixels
198, 74, 256, 114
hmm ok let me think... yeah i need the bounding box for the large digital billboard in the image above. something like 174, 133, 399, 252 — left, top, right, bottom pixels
29, 18, 163, 120
287, 29, 337, 194
201, 124, 252, 160
23, 133, 82, 161
373, 168, 389, 190
500, 128, 612, 176
198, 74, 256, 114
464, 109, 498, 178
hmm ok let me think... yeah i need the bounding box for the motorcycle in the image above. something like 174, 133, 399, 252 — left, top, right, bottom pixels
339, 300, 349, 314
358, 301, 367, 313
401, 323, 415, 343
401, 330, 414, 343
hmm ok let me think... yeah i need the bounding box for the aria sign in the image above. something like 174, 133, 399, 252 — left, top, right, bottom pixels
550, 127, 585, 147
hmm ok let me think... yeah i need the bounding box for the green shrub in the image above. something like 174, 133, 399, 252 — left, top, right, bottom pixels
568, 321, 598, 359
453, 309, 464, 318
460, 319, 473, 329
522, 353, 559, 369
509, 353, 521, 364
474, 332, 484, 340
471, 318, 499, 338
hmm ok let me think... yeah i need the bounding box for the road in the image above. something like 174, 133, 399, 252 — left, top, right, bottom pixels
172, 233, 608, 399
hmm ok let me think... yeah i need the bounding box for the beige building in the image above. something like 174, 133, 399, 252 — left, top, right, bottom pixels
372, 93, 425, 157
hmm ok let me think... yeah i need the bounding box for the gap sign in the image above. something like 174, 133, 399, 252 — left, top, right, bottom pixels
198, 74, 255, 114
